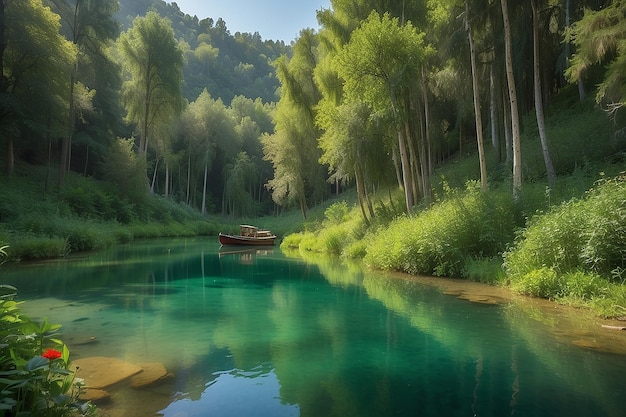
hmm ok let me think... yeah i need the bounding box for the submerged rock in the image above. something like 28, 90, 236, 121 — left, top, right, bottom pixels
130, 362, 172, 388
80, 387, 110, 403
73, 357, 143, 389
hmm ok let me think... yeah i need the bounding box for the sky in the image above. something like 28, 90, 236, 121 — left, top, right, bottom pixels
170, 0, 332, 43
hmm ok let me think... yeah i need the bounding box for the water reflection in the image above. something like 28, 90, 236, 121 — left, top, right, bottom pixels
160, 365, 299, 417
2, 238, 625, 417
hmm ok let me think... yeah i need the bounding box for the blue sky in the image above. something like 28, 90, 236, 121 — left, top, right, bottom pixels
170, 0, 332, 42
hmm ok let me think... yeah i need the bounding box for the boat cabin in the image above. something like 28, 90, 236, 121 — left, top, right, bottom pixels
240, 225, 273, 238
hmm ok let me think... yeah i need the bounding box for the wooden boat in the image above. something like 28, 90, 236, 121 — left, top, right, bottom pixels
218, 225, 277, 246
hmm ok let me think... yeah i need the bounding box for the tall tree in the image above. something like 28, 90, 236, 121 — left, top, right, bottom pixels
501, 0, 522, 195
335, 12, 428, 214
49, 0, 120, 187
465, 0, 488, 192
318, 101, 387, 224
531, 0, 556, 187
566, 0, 626, 114
1, 0, 76, 175
118, 11, 184, 174
263, 29, 326, 219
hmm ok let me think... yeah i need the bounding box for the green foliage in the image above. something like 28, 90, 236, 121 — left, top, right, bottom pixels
365, 183, 516, 277
504, 175, 626, 282
462, 257, 506, 285
565, 1, 626, 108
324, 201, 349, 225
502, 175, 626, 315
0, 288, 95, 416
4, 236, 69, 262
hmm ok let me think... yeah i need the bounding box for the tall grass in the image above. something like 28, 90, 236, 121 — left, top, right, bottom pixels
503, 175, 626, 316
365, 182, 517, 277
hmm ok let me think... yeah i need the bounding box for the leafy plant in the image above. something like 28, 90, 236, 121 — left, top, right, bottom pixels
0, 287, 95, 417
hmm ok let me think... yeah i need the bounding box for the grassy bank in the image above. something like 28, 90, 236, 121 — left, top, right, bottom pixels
281, 98, 626, 318
0, 166, 222, 262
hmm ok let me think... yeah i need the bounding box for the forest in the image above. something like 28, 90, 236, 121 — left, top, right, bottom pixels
1, 1, 626, 314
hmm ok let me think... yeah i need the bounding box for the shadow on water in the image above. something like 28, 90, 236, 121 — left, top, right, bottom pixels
2, 237, 626, 417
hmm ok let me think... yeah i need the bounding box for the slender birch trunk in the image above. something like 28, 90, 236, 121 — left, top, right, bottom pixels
532, 0, 556, 187
466, 0, 488, 191
501, 0, 523, 196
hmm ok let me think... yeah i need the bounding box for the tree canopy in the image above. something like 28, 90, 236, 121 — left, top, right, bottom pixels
2, 0, 625, 221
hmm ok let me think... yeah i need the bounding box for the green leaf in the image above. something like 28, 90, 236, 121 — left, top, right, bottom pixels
25, 356, 48, 372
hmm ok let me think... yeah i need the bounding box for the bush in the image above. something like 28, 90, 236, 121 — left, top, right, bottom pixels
365, 183, 516, 277
511, 267, 564, 298
504, 174, 626, 283
462, 256, 506, 284
324, 201, 349, 225
0, 286, 96, 416
5, 235, 69, 261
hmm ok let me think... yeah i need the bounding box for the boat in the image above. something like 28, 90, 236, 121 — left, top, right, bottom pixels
218, 225, 277, 246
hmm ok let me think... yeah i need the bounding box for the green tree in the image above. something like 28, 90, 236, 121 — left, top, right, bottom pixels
48, 0, 120, 187
0, 0, 76, 175
464, 0, 489, 192
118, 11, 184, 170
318, 101, 390, 224
566, 0, 626, 114
264, 30, 326, 219
531, 0, 557, 187
223, 151, 257, 217
335, 11, 429, 214
501, 0, 523, 195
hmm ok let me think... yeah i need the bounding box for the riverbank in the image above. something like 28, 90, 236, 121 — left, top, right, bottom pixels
386, 271, 626, 355
283, 172, 626, 319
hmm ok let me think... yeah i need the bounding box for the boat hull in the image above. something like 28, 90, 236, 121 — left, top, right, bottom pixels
218, 232, 276, 246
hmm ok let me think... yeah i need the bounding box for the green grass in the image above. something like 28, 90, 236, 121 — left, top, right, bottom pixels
0, 165, 223, 261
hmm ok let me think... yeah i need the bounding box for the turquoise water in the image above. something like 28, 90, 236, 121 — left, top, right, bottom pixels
2, 238, 625, 417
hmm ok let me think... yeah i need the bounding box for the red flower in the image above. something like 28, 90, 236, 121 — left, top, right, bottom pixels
42, 348, 62, 360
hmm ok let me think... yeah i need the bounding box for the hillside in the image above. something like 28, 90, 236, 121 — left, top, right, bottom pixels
117, 0, 290, 104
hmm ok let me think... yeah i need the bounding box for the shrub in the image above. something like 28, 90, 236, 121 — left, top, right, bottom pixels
6, 236, 69, 261
324, 201, 349, 225
504, 174, 626, 283
365, 183, 516, 277
0, 286, 95, 416
512, 267, 564, 298
462, 256, 506, 284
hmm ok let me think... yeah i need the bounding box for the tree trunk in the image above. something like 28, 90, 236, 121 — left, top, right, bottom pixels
406, 119, 420, 204
150, 155, 159, 193
503, 87, 513, 162
165, 160, 170, 197
58, 72, 76, 189
532, 0, 556, 188
466, 0, 488, 192
6, 137, 14, 176
490, 65, 502, 162
202, 161, 208, 215
421, 67, 433, 174
389, 88, 413, 214
354, 165, 370, 226
501, 0, 523, 196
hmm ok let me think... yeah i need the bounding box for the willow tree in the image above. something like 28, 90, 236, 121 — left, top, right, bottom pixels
118, 11, 184, 166
335, 12, 428, 214
263, 29, 326, 219
318, 101, 386, 224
